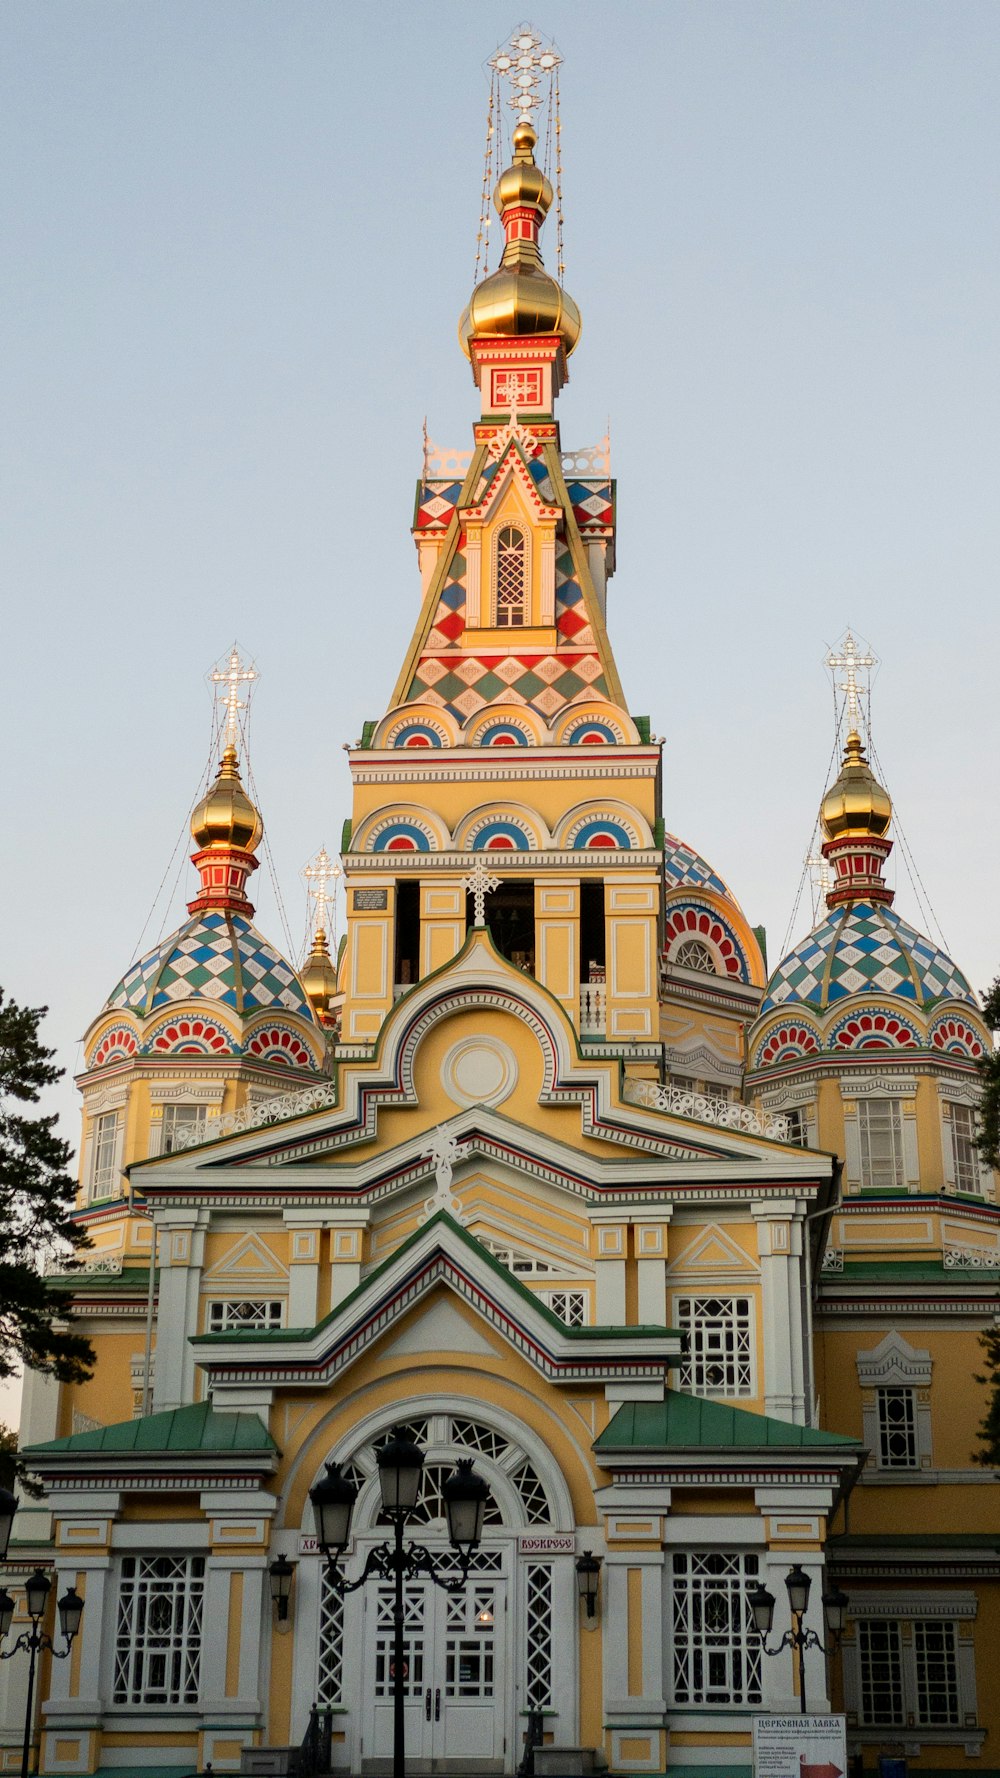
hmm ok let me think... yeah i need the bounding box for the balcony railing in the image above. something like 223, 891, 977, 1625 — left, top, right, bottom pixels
623, 1078, 791, 1142
579, 983, 606, 1037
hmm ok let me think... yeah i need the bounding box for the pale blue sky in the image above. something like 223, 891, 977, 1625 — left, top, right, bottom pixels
2, 3, 998, 1416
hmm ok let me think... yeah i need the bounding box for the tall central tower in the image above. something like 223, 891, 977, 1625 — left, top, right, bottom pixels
339, 64, 663, 1061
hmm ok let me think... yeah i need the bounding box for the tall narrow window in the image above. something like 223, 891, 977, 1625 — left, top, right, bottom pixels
671, 1552, 762, 1705
857, 1098, 905, 1189
949, 1102, 982, 1192
91, 1111, 121, 1198
113, 1555, 205, 1705
494, 526, 527, 627
857, 1620, 905, 1726
875, 1386, 918, 1469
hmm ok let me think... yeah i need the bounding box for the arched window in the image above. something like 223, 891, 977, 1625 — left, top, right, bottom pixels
673, 938, 716, 974
494, 525, 527, 627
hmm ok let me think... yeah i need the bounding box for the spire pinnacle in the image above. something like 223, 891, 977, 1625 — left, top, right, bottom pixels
188, 650, 264, 917
302, 846, 341, 943
820, 632, 893, 909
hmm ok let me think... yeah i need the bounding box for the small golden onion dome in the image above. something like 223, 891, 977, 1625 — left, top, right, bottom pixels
459, 122, 581, 359
190, 745, 263, 853
821, 730, 892, 840
301, 928, 338, 1015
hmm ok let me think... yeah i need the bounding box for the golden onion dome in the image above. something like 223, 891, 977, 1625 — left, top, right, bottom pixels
301, 927, 339, 1017
190, 745, 263, 853
459, 122, 581, 359
821, 730, 892, 840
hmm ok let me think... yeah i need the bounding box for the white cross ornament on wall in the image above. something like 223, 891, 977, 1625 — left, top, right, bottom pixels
462, 857, 501, 927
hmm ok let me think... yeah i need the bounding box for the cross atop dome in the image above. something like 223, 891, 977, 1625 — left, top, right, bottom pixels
303, 846, 341, 942
489, 26, 561, 127
826, 630, 876, 736
210, 645, 259, 754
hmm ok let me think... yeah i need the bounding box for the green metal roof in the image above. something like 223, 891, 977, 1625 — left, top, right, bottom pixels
24, 1399, 277, 1457
825, 1260, 1000, 1283
594, 1392, 863, 1454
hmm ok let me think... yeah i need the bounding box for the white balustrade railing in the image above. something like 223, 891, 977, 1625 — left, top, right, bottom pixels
47, 1254, 124, 1278
579, 983, 606, 1037
622, 1078, 791, 1142
423, 439, 610, 480
169, 1081, 338, 1149
944, 1246, 1000, 1269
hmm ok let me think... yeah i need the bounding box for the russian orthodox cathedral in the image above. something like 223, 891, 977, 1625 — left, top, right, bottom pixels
5, 28, 998, 1778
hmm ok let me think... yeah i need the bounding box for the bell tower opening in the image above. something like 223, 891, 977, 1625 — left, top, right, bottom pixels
468, 878, 535, 973
394, 879, 420, 989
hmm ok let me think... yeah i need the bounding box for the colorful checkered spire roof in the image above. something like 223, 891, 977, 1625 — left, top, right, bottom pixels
663, 833, 734, 902
761, 903, 976, 1014
105, 910, 317, 1022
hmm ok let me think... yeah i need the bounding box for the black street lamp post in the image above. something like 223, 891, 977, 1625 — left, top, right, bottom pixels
747, 1564, 848, 1715
309, 1430, 492, 1778
0, 1488, 85, 1778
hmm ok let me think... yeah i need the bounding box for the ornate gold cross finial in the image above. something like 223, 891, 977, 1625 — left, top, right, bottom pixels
462, 857, 501, 927
303, 846, 341, 938
826, 630, 876, 732
210, 645, 259, 753
490, 25, 561, 126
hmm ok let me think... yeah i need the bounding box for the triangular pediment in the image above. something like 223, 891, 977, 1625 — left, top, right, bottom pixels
460, 440, 563, 526
192, 1213, 682, 1399
202, 1232, 289, 1286
382, 1298, 497, 1358
666, 1222, 760, 1279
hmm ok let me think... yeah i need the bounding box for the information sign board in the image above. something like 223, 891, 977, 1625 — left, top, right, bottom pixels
753, 1714, 847, 1778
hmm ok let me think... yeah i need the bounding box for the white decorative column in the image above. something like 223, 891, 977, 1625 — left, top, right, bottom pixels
753, 1202, 806, 1424
153, 1209, 208, 1410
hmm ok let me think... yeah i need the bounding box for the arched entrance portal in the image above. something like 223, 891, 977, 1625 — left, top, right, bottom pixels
302, 1408, 578, 1775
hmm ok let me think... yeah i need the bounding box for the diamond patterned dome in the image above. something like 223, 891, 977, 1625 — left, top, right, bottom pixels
105, 910, 316, 1021
663, 833, 734, 902
761, 902, 976, 1014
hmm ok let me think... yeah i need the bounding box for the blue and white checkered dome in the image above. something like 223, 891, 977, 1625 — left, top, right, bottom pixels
760, 902, 977, 1015
663, 832, 735, 902
104, 909, 318, 1024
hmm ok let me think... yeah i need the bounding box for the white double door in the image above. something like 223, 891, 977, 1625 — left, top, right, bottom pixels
364, 1558, 507, 1771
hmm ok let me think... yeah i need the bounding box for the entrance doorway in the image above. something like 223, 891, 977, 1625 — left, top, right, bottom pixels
363, 1551, 506, 1773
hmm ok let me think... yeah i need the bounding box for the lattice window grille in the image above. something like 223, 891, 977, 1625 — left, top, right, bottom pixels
949, 1103, 982, 1192
673, 938, 716, 974
541, 1290, 587, 1328
876, 1388, 918, 1469
914, 1620, 960, 1725
675, 1297, 754, 1398
525, 1565, 553, 1708
858, 1620, 905, 1726
481, 1240, 556, 1275
494, 526, 527, 627
510, 1460, 550, 1524
372, 1420, 429, 1453
207, 1299, 283, 1333
670, 1551, 762, 1706
452, 1418, 509, 1462
113, 1555, 205, 1705
317, 1571, 345, 1705
858, 1099, 905, 1190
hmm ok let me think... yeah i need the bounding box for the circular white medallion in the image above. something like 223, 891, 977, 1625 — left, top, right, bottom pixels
442, 1036, 518, 1108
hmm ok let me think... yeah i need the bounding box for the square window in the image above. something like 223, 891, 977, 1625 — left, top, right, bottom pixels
675, 1296, 754, 1398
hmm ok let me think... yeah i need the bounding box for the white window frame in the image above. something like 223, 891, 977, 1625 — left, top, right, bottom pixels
875, 1386, 919, 1470
492, 524, 529, 628
857, 1097, 905, 1190
669, 1549, 763, 1707
206, 1299, 284, 1334
842, 1079, 920, 1193
155, 1103, 209, 1156
540, 1289, 588, 1328
844, 1592, 980, 1746
674, 1295, 755, 1399
90, 1110, 124, 1201
113, 1554, 206, 1706
857, 1333, 933, 1475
